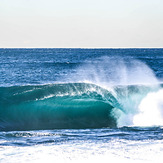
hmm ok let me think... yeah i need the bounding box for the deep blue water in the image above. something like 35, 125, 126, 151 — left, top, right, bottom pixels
0, 48, 163, 86
0, 48, 163, 162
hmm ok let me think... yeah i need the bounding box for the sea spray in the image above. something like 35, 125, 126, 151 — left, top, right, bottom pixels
72, 56, 160, 127
72, 56, 159, 87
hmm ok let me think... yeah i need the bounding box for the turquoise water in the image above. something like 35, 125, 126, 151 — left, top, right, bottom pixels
0, 48, 163, 162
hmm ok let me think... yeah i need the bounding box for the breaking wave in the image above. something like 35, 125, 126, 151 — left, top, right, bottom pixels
0, 83, 162, 131
0, 56, 162, 131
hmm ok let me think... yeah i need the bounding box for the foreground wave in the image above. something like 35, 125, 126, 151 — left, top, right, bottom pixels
0, 83, 161, 131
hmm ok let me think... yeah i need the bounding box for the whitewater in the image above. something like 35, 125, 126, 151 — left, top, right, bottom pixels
0, 48, 163, 162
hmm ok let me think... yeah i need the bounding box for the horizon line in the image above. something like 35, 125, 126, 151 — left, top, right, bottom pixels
0, 47, 163, 49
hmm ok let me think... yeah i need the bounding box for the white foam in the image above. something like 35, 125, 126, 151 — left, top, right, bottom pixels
1, 139, 163, 163
133, 89, 163, 126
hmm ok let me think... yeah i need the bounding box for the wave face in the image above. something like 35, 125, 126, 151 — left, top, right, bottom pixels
0, 83, 161, 131
0, 83, 116, 131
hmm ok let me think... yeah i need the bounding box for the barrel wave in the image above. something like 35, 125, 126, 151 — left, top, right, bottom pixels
0, 83, 117, 131
1, 82, 161, 131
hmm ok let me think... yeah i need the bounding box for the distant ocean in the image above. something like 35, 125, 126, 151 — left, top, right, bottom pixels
0, 48, 163, 162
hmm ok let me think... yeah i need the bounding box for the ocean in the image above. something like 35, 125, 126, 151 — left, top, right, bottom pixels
0, 48, 163, 162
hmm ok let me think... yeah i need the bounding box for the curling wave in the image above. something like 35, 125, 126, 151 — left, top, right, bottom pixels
0, 82, 161, 131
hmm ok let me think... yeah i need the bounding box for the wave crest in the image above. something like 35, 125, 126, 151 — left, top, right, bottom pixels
0, 82, 161, 131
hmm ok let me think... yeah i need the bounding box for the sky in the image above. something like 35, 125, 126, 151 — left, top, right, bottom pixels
0, 0, 163, 48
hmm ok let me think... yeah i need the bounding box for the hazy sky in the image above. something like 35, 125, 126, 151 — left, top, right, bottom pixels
0, 0, 163, 48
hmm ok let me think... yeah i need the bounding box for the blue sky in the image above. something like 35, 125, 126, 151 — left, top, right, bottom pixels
0, 0, 163, 48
